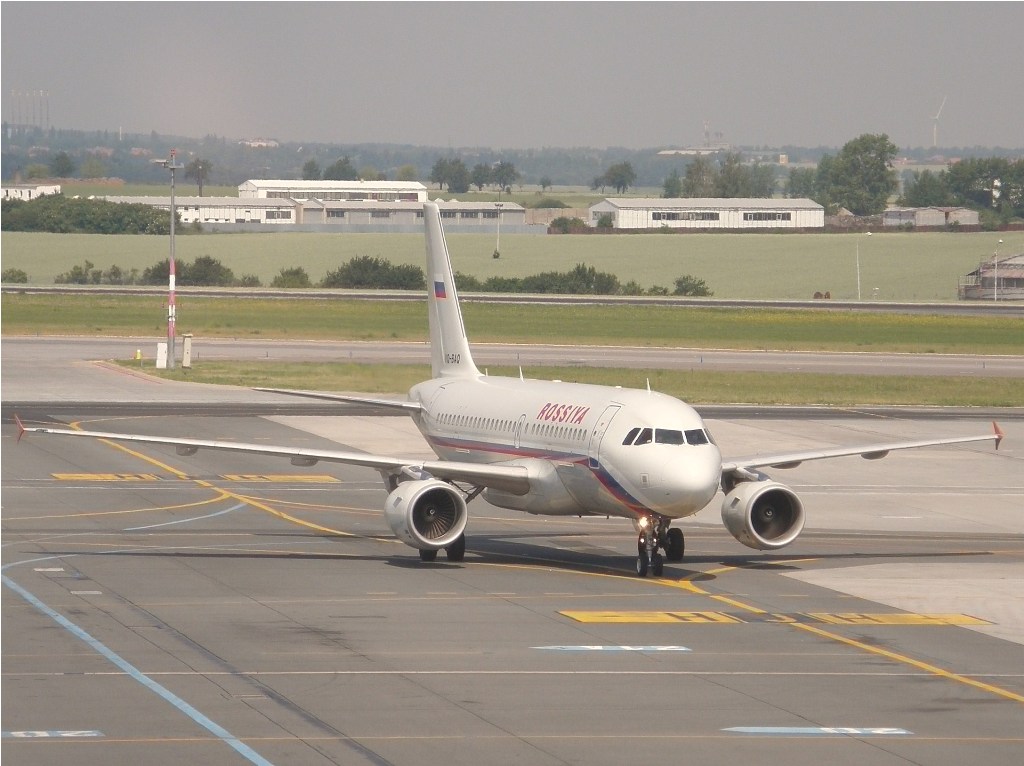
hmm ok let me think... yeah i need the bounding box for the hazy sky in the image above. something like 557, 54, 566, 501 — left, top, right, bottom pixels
3, 2, 1022, 150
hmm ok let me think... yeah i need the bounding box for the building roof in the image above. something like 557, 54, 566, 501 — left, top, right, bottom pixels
593, 197, 823, 210
101, 196, 296, 207
239, 179, 427, 191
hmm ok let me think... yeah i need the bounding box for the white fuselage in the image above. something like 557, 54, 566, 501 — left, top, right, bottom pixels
409, 374, 723, 522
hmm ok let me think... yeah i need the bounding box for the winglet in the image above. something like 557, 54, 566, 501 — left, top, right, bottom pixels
993, 421, 1005, 450
14, 414, 27, 443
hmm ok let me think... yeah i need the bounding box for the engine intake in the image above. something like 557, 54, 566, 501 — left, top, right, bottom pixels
384, 479, 468, 551
721, 480, 805, 551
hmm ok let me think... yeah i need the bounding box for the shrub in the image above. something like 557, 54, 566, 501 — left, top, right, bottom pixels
673, 274, 713, 297
271, 267, 312, 288
321, 256, 425, 290
2, 268, 29, 283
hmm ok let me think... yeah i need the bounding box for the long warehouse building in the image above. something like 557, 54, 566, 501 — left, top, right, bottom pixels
589, 198, 824, 229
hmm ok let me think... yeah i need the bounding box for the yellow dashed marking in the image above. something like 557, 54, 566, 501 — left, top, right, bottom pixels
560, 611, 992, 626
220, 474, 340, 483
808, 613, 991, 626
53, 473, 161, 482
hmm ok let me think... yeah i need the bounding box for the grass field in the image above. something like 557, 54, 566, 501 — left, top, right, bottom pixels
3, 228, 1021, 301
4, 294, 1022, 354
130, 360, 1024, 407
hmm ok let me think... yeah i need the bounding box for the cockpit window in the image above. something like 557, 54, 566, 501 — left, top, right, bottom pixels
655, 429, 685, 445
634, 427, 653, 445
685, 428, 710, 445
622, 427, 641, 446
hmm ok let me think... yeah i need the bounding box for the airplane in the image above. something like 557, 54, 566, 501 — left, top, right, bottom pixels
17, 202, 1005, 577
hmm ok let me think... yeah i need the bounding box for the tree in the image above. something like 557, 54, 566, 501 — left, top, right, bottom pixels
184, 255, 235, 286
601, 161, 637, 194
185, 158, 213, 196
786, 167, 817, 198
662, 169, 683, 198
683, 156, 717, 197
430, 157, 470, 194
323, 156, 358, 181
899, 169, 953, 207
301, 159, 321, 180
828, 133, 898, 216
539, 176, 552, 193
49, 151, 75, 178
491, 161, 519, 195
395, 164, 418, 182
471, 163, 491, 191
716, 153, 748, 197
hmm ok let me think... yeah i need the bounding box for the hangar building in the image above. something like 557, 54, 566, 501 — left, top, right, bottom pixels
588, 198, 824, 230
238, 179, 428, 202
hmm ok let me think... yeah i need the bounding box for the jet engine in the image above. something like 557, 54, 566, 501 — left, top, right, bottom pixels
384, 479, 468, 551
721, 480, 805, 551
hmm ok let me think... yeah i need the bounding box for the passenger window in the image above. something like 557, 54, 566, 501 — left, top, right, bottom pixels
635, 428, 653, 445
622, 427, 641, 445
685, 428, 709, 445
655, 429, 685, 445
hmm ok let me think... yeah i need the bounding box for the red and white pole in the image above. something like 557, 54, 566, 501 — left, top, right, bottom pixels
167, 149, 179, 369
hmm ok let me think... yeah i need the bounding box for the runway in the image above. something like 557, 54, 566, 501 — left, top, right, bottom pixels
3, 341, 1024, 765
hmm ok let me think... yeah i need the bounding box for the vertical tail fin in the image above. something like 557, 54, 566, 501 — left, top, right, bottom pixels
423, 202, 480, 379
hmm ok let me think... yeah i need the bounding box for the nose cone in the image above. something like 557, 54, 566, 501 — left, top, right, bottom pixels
657, 446, 721, 514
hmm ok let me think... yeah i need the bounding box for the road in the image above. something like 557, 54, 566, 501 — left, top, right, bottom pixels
2, 338, 1023, 766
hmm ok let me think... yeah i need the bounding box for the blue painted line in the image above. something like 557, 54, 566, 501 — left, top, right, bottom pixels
725, 727, 911, 736
124, 503, 246, 531
2, 572, 274, 765
534, 645, 691, 652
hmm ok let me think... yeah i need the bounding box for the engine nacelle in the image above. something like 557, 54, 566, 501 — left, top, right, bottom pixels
721, 480, 805, 551
384, 479, 468, 551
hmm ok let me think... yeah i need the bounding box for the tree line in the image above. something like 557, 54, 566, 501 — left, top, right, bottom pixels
3, 255, 711, 296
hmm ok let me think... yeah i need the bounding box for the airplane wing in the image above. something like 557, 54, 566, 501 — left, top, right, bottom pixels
721, 421, 1004, 480
253, 387, 423, 412
15, 418, 529, 495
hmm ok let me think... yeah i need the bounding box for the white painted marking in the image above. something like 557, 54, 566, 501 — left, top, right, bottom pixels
2, 730, 103, 738
34, 567, 65, 572
534, 645, 692, 652
69, 591, 102, 596
725, 726, 911, 736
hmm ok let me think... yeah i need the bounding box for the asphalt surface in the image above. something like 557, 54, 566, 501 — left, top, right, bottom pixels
3, 339, 1023, 766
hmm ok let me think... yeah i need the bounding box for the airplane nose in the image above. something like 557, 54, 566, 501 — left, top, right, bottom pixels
658, 448, 721, 511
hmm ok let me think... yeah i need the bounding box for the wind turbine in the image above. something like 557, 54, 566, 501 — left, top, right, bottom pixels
931, 95, 947, 149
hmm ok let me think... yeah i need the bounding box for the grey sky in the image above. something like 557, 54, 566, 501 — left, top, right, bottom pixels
3, 1, 1022, 150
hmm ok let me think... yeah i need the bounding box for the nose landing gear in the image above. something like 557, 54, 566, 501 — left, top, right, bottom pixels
635, 517, 685, 576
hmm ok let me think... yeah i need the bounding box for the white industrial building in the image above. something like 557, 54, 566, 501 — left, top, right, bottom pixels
589, 198, 824, 229
238, 179, 428, 202
101, 196, 300, 225
883, 206, 979, 228
98, 194, 530, 231
2, 183, 61, 201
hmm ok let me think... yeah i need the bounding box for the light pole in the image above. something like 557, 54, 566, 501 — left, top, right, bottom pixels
994, 239, 1003, 301
154, 150, 184, 368
493, 202, 503, 259
856, 231, 871, 300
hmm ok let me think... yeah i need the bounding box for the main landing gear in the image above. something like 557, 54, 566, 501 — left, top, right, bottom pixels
418, 532, 466, 563
635, 516, 685, 577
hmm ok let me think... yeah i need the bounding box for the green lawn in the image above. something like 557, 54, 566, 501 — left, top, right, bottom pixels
4, 294, 1022, 354
4, 228, 1021, 301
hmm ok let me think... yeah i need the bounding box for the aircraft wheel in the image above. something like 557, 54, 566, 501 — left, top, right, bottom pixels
445, 533, 466, 562
651, 553, 664, 577
419, 548, 439, 562
636, 550, 650, 577
666, 528, 685, 561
